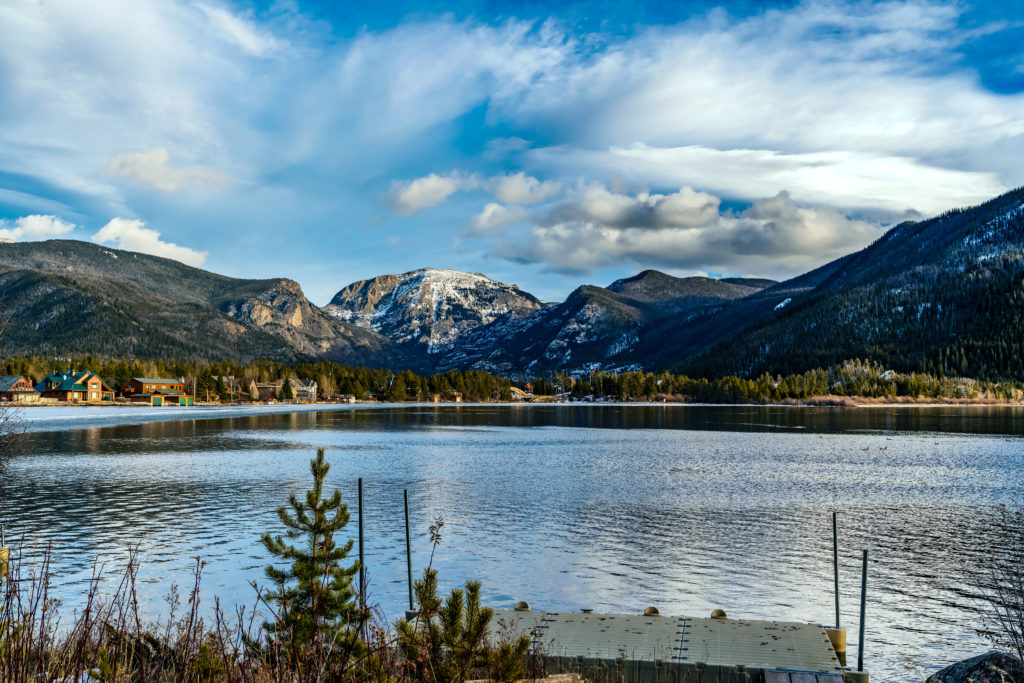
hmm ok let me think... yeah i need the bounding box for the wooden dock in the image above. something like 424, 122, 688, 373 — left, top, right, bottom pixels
489, 609, 866, 683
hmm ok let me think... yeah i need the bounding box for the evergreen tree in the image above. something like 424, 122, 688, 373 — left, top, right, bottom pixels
280, 378, 294, 401
386, 376, 407, 402
215, 375, 227, 401
261, 448, 363, 671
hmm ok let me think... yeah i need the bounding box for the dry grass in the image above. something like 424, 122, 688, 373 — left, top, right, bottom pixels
0, 539, 557, 683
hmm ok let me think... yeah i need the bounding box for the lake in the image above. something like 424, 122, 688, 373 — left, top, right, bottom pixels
3, 403, 1023, 681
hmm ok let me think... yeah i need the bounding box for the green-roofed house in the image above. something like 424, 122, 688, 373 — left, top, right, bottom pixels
119, 378, 194, 406
37, 371, 114, 402
0, 375, 40, 403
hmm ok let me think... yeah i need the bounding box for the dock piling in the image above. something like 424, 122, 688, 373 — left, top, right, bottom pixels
0, 525, 7, 580
858, 548, 868, 672
404, 489, 413, 611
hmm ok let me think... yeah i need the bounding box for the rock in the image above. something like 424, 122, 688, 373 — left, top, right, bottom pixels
926, 651, 1024, 683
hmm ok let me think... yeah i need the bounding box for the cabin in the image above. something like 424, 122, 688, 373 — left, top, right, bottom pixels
37, 371, 114, 402
213, 376, 246, 401
119, 378, 193, 406
0, 375, 39, 403
289, 378, 317, 402
244, 379, 260, 399
253, 381, 282, 401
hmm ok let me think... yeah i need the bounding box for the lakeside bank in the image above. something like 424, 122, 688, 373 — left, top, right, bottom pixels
10, 399, 1024, 435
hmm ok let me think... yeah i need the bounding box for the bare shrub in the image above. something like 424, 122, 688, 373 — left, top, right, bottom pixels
0, 521, 544, 683
982, 504, 1024, 661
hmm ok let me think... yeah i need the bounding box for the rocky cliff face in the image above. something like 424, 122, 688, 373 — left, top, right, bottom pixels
435, 272, 772, 373
324, 268, 549, 354
0, 240, 407, 367
6, 185, 1023, 379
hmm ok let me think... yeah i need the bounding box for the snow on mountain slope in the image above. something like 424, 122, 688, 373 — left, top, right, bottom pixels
324, 268, 549, 354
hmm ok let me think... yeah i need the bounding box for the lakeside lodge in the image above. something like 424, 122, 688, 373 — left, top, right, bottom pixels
0, 372, 324, 406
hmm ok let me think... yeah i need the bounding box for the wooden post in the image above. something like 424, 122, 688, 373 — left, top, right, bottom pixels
833, 511, 840, 628
404, 490, 413, 611
858, 549, 868, 672
358, 478, 366, 641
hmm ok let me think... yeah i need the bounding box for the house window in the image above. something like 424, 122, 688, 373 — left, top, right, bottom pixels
90, 392, 98, 399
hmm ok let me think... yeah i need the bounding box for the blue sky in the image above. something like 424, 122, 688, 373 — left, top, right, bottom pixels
0, 0, 1022, 304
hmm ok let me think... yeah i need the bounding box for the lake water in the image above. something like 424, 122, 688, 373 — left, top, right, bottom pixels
3, 403, 1023, 681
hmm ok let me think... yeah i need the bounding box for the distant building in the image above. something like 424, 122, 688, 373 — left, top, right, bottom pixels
119, 377, 193, 406
289, 378, 317, 402
213, 376, 246, 400
253, 381, 283, 401
37, 371, 114, 402
0, 375, 39, 402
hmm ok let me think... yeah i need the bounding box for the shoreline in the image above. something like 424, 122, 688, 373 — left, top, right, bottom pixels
9, 399, 1023, 435
10, 397, 1023, 410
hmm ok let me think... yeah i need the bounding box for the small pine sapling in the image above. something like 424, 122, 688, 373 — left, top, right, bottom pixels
261, 447, 364, 677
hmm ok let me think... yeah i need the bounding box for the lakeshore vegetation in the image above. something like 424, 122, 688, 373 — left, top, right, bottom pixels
0, 448, 536, 683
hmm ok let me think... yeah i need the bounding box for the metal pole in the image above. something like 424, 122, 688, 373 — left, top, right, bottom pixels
404, 489, 414, 610
833, 511, 840, 628
858, 549, 868, 672
358, 478, 365, 640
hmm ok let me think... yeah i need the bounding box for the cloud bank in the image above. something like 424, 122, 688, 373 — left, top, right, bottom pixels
0, 0, 1021, 297
91, 218, 207, 267
0, 215, 77, 241
107, 148, 229, 192
481, 185, 881, 276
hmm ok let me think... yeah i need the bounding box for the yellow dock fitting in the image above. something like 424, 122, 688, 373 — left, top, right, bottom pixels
826, 628, 847, 666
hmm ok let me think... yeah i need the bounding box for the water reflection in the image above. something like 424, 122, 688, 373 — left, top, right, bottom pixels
2, 405, 1023, 681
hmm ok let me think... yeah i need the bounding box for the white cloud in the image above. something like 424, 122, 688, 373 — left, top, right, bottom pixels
389, 171, 558, 213
0, 215, 77, 241
545, 183, 721, 229
493, 185, 882, 276
107, 147, 229, 192
0, 0, 1022, 289
469, 203, 526, 234
491, 172, 561, 204
504, 3, 1024, 164
532, 144, 1007, 216
483, 136, 532, 160
387, 172, 477, 215
91, 218, 207, 266
195, 2, 286, 57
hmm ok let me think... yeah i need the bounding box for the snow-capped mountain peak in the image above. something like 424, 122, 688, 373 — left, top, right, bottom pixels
324, 268, 549, 353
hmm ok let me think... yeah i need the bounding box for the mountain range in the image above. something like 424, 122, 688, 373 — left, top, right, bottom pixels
1, 186, 1022, 380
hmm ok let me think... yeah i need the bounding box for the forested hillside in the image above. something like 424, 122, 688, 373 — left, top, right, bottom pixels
680, 187, 1024, 381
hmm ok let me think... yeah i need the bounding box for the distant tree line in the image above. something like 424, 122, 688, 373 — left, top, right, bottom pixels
0, 354, 514, 403
526, 358, 1023, 402
2, 354, 1020, 404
